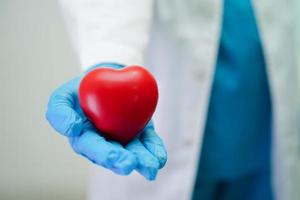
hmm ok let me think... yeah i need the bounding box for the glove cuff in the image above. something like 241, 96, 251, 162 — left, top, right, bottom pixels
85, 62, 125, 73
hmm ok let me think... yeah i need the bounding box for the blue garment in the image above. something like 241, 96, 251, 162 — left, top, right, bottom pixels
192, 170, 273, 200
196, 0, 272, 182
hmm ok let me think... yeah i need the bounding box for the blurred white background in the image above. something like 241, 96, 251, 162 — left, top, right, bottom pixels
1, 1, 300, 200
0, 0, 89, 199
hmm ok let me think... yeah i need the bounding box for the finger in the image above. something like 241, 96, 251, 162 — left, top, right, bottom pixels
69, 129, 137, 175
46, 78, 89, 137
126, 138, 160, 181
140, 128, 168, 169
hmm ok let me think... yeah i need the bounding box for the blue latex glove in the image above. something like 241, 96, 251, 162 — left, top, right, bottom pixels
46, 63, 167, 180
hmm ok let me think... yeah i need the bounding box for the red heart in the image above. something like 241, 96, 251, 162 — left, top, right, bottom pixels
78, 65, 158, 144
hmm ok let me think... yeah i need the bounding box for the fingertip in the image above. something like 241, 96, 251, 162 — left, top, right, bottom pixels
157, 149, 168, 169
140, 129, 168, 169
137, 166, 158, 181
146, 168, 158, 181
110, 147, 138, 175
128, 144, 161, 180
111, 157, 137, 175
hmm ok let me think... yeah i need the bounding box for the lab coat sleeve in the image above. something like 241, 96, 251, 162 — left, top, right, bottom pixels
58, 0, 154, 71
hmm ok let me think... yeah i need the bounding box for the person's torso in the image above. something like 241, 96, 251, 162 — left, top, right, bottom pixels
88, 1, 300, 199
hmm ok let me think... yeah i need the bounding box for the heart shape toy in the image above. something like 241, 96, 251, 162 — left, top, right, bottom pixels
78, 65, 158, 144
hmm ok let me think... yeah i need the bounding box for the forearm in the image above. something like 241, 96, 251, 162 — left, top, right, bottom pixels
58, 0, 154, 71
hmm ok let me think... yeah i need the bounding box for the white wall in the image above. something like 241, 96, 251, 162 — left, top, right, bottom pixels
0, 0, 89, 199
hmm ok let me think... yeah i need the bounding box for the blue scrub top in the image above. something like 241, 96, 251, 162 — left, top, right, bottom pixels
196, 0, 272, 180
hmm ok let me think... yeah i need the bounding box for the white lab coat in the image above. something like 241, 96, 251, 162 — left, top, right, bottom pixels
59, 0, 300, 199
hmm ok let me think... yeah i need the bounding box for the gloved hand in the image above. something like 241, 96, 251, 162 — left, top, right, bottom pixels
46, 63, 167, 180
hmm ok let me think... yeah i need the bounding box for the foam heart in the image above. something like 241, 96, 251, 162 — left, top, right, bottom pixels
79, 65, 158, 144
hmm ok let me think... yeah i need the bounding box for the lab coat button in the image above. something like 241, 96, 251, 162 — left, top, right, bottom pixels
184, 138, 194, 146
193, 69, 206, 80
